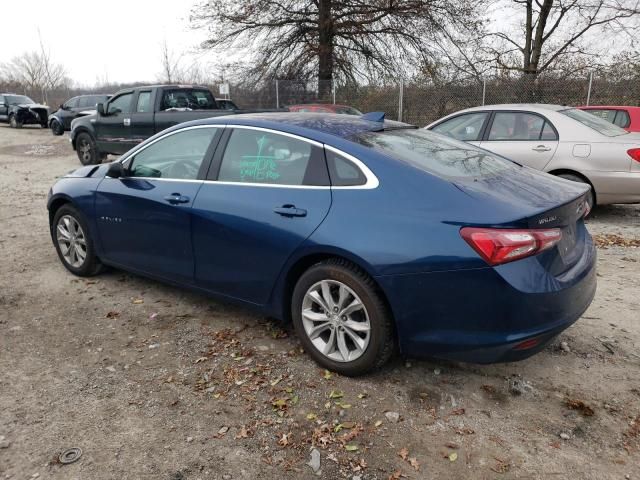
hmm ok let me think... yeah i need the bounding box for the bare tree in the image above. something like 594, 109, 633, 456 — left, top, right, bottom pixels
489, 0, 640, 77
158, 38, 184, 84
190, 0, 485, 92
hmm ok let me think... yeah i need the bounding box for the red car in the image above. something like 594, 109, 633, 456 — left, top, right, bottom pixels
288, 103, 362, 115
579, 105, 640, 132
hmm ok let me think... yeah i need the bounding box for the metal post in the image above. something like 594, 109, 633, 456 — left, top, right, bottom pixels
586, 72, 593, 106
482, 79, 486, 106
332, 81, 336, 104
398, 80, 404, 122
275, 80, 280, 109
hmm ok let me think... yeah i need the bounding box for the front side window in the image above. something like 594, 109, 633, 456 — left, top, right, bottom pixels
561, 108, 628, 137
160, 89, 217, 111
136, 92, 152, 113
218, 129, 321, 186
354, 128, 515, 178
127, 127, 217, 180
107, 93, 133, 115
487, 112, 556, 141
431, 112, 488, 141
65, 97, 79, 109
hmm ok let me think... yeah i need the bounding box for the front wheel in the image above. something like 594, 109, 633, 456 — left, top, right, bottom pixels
9, 114, 22, 128
76, 132, 106, 165
50, 119, 64, 136
291, 259, 395, 376
52, 204, 103, 276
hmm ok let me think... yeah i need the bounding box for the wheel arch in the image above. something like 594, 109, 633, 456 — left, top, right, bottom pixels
71, 127, 94, 150
547, 168, 597, 205
271, 249, 397, 334
47, 194, 74, 227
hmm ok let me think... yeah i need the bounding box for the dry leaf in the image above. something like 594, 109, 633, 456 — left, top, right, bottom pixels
344, 444, 359, 451
278, 432, 291, 447
398, 447, 409, 460
409, 457, 420, 471
132, 298, 144, 304
449, 452, 458, 462
565, 398, 595, 416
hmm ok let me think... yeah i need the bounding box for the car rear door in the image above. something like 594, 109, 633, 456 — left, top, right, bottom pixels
191, 126, 332, 305
479, 111, 559, 170
128, 89, 155, 145
94, 126, 221, 283
0, 95, 7, 120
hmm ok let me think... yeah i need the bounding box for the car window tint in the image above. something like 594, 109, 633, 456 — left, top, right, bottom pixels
431, 113, 488, 141
613, 110, 631, 128
354, 128, 515, 178
128, 128, 216, 180
325, 150, 366, 186
107, 93, 133, 115
160, 89, 216, 111
136, 92, 152, 113
65, 97, 79, 108
218, 129, 315, 185
488, 112, 546, 141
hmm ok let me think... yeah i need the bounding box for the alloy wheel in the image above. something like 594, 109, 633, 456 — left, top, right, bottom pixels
56, 215, 87, 268
78, 139, 92, 164
301, 280, 371, 363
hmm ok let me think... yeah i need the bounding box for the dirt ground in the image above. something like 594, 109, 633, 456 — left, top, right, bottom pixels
1, 124, 639, 480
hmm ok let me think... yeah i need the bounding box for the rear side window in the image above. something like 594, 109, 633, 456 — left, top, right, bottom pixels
487, 112, 557, 141
136, 92, 152, 112
354, 128, 515, 178
613, 110, 631, 128
431, 112, 488, 141
561, 108, 627, 136
217, 129, 326, 186
325, 149, 366, 186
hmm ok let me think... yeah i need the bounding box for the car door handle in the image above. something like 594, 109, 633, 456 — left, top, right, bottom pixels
274, 204, 307, 217
123, 118, 131, 126
164, 193, 190, 204
532, 145, 552, 152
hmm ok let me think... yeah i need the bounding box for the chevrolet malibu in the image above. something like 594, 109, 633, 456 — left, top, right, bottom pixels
47, 113, 596, 376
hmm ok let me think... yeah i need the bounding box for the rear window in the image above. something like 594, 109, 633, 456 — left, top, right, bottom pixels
561, 108, 628, 137
354, 128, 515, 178
160, 89, 217, 111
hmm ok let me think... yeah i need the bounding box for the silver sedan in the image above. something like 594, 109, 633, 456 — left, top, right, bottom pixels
425, 104, 640, 208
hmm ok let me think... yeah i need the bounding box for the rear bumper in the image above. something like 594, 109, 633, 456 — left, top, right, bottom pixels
590, 171, 640, 204
377, 237, 597, 363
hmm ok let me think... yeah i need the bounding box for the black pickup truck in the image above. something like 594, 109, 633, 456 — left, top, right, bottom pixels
70, 85, 273, 165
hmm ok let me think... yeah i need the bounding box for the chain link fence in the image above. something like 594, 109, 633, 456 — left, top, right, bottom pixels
224, 75, 640, 126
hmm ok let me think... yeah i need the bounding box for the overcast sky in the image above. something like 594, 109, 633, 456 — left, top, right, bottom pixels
2, 0, 209, 86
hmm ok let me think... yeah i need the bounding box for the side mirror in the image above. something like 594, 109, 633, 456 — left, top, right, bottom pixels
97, 103, 105, 116
106, 162, 125, 178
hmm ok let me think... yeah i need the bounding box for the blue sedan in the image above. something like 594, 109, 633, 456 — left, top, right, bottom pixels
47, 113, 596, 375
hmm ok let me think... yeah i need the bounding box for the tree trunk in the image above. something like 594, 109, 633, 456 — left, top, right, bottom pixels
317, 0, 334, 98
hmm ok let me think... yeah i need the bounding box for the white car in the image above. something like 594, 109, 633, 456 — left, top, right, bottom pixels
426, 104, 640, 209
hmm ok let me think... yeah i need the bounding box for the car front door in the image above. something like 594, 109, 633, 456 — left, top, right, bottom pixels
479, 111, 559, 170
191, 126, 332, 305
95, 91, 136, 154
94, 126, 221, 282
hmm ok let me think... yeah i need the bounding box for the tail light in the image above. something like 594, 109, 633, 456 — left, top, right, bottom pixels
628, 148, 640, 163
460, 227, 562, 266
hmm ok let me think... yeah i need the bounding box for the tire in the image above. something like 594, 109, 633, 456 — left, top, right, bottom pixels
50, 119, 64, 136
76, 132, 105, 165
52, 204, 103, 277
291, 258, 395, 376
557, 173, 595, 213
9, 114, 22, 129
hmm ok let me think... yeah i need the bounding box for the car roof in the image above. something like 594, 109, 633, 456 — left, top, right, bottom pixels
289, 103, 353, 108
181, 112, 412, 140
460, 103, 568, 112
579, 105, 640, 110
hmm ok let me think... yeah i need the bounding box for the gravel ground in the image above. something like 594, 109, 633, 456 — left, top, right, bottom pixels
1, 124, 639, 480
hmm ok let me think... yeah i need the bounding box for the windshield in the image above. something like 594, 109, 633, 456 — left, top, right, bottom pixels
354, 128, 516, 178
561, 108, 628, 137
5, 95, 35, 105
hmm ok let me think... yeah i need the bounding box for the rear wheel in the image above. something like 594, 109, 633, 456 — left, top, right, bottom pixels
9, 114, 22, 128
556, 173, 595, 213
291, 259, 395, 376
76, 132, 106, 165
52, 204, 103, 276
50, 119, 64, 136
